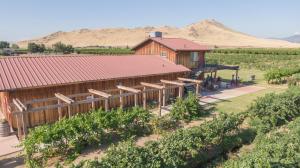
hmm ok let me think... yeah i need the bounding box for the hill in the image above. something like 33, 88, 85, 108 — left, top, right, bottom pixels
17, 19, 300, 48
281, 34, 300, 43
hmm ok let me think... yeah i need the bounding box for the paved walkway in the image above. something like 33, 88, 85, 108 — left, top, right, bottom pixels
152, 85, 265, 115
200, 85, 265, 105
0, 134, 21, 157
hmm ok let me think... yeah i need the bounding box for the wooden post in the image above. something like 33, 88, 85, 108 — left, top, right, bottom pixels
21, 112, 27, 136
158, 89, 162, 117
196, 83, 200, 96
13, 99, 28, 137
16, 114, 22, 138
143, 86, 146, 109
162, 83, 166, 106
91, 94, 95, 110
119, 90, 123, 109
68, 105, 72, 117
105, 98, 109, 111
58, 99, 62, 120
134, 94, 138, 107
179, 86, 183, 98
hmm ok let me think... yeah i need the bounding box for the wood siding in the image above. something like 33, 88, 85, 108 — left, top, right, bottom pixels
134, 41, 206, 69
176, 51, 205, 69
134, 41, 177, 63
3, 72, 188, 129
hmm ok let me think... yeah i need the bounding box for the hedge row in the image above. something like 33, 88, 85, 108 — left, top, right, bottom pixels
212, 48, 300, 55
22, 107, 151, 167
75, 48, 134, 55
247, 86, 300, 133
264, 67, 300, 83
73, 113, 245, 168
223, 117, 300, 167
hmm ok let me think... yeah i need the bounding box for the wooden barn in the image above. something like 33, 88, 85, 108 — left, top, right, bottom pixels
0, 55, 191, 133
132, 33, 210, 70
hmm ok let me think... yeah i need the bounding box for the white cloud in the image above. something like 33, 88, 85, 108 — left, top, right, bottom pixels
294, 32, 300, 35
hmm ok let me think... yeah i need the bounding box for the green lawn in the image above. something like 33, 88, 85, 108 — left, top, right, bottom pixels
214, 86, 286, 114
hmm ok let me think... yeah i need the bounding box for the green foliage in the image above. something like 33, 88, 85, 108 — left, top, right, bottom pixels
247, 87, 300, 133
27, 42, 46, 53
52, 42, 74, 54
74, 113, 244, 168
149, 115, 179, 134
11, 43, 19, 49
264, 67, 300, 84
206, 48, 300, 71
223, 117, 300, 168
22, 107, 152, 167
170, 92, 204, 122
212, 48, 300, 55
0, 41, 10, 49
75, 47, 134, 55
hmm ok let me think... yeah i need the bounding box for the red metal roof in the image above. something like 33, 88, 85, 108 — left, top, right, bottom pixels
133, 37, 210, 51
0, 55, 190, 91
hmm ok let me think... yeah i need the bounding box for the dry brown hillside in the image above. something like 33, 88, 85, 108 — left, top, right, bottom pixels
17, 19, 300, 48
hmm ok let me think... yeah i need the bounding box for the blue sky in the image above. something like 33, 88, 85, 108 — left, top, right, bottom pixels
1, 0, 300, 42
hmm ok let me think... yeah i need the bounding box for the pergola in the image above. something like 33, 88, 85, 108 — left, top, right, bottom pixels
12, 77, 202, 138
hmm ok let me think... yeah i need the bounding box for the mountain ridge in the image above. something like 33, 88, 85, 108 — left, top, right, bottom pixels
17, 19, 300, 48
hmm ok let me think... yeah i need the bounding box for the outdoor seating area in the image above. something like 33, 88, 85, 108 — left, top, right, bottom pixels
192, 64, 240, 91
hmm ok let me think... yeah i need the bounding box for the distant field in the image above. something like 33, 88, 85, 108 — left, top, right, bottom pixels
206, 48, 300, 70
75, 47, 134, 55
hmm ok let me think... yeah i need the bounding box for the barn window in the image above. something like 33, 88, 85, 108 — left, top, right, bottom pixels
190, 52, 199, 67
160, 51, 167, 58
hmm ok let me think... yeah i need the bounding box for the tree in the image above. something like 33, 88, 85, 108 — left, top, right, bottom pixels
27, 43, 45, 53
0, 41, 10, 49
11, 44, 19, 49
52, 42, 74, 54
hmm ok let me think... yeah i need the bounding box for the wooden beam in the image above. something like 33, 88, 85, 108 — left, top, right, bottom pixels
160, 80, 185, 86
15, 99, 27, 111
55, 93, 74, 104
13, 99, 24, 112
177, 77, 202, 84
140, 82, 164, 89
117, 85, 141, 93
88, 89, 112, 99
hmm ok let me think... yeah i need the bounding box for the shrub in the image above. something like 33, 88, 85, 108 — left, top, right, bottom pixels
247, 87, 300, 133
22, 112, 105, 167
27, 42, 46, 53
149, 115, 180, 134
22, 107, 152, 167
52, 42, 74, 54
74, 113, 244, 168
170, 92, 204, 122
223, 117, 300, 168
